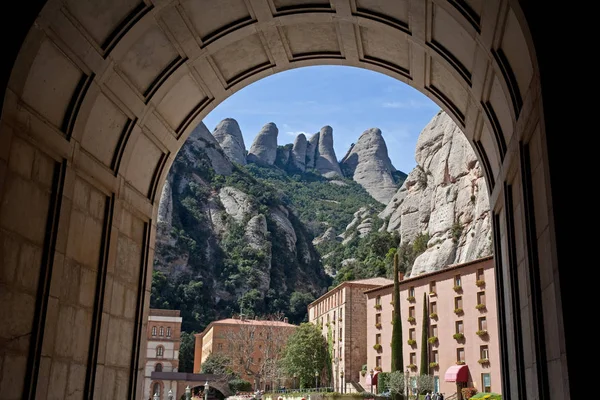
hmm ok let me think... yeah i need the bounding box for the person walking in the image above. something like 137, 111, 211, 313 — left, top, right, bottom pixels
425, 392, 431, 400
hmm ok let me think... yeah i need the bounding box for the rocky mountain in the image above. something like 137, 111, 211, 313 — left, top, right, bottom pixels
212, 118, 247, 165
340, 127, 403, 204
379, 110, 492, 276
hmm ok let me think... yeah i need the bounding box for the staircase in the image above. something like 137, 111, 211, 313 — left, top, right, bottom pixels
347, 381, 365, 393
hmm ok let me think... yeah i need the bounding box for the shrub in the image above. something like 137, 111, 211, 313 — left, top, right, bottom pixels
453, 285, 462, 292
427, 336, 438, 344
454, 308, 464, 314
407, 339, 416, 346
429, 312, 438, 319
476, 330, 488, 337
229, 378, 253, 392
407, 316, 416, 323
374, 304, 382, 310
408, 364, 417, 370
453, 332, 465, 340
478, 358, 490, 365
475, 279, 486, 287
475, 303, 486, 310
373, 343, 382, 351
429, 362, 439, 368
461, 387, 478, 399
375, 323, 382, 329
407, 296, 415, 302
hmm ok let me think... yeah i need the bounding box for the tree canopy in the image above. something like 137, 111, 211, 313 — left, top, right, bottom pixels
281, 323, 330, 388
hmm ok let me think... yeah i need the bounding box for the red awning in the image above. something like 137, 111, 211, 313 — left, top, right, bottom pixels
365, 371, 380, 385
444, 365, 469, 382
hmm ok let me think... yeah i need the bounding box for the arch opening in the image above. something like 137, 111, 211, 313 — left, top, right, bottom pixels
0, 1, 570, 400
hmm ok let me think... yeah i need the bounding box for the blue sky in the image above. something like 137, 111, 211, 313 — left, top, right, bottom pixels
202, 65, 440, 174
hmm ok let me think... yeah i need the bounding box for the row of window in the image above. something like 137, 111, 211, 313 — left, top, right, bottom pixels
401, 268, 486, 298
151, 326, 172, 337
315, 290, 343, 316
373, 344, 490, 368
374, 316, 488, 343
379, 291, 487, 319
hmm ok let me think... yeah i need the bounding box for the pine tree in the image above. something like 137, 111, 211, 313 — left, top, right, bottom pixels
420, 292, 429, 374
391, 252, 403, 373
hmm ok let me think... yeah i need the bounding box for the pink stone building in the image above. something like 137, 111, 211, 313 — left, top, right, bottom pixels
363, 256, 500, 399
308, 278, 393, 393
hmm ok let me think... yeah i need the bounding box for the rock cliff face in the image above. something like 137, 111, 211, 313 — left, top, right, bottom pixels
340, 127, 398, 204
314, 126, 343, 178
379, 111, 492, 276
291, 133, 307, 171
212, 118, 247, 165
247, 122, 278, 165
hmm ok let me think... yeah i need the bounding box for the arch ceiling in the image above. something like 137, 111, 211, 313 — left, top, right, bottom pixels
0, 1, 570, 399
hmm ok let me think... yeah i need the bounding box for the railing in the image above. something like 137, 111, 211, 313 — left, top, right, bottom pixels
267, 387, 335, 395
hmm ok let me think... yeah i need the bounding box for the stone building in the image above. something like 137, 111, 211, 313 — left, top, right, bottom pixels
363, 256, 498, 398
144, 309, 183, 400
194, 316, 297, 390
307, 278, 393, 393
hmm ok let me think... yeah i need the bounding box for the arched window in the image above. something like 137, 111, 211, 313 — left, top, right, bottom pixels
151, 326, 157, 336
155, 363, 163, 372
159, 326, 164, 336
156, 345, 164, 357
166, 327, 171, 337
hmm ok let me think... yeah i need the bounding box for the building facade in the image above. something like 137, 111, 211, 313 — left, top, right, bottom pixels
143, 309, 183, 400
194, 317, 297, 390
307, 278, 394, 393
363, 256, 499, 398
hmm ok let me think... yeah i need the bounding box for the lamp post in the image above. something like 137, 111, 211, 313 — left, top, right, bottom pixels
185, 386, 191, 400
293, 373, 298, 390
405, 368, 409, 400
369, 369, 374, 393
314, 370, 319, 389
168, 389, 174, 400
340, 369, 344, 393
204, 381, 210, 400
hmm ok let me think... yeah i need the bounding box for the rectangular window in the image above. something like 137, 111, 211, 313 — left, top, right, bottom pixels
429, 281, 436, 293
482, 373, 491, 392
333, 349, 336, 359
457, 348, 465, 362
376, 333, 381, 345
376, 296, 381, 306
376, 314, 381, 325
455, 296, 463, 309
431, 325, 438, 337
376, 356, 381, 367
480, 345, 489, 360
410, 353, 417, 365
456, 320, 464, 334
455, 275, 462, 287
477, 291, 486, 305
152, 326, 157, 336
409, 286, 415, 297
479, 317, 487, 331
409, 328, 416, 341
477, 268, 484, 281
431, 350, 439, 363
339, 328, 342, 340
159, 327, 164, 336
333, 311, 336, 320
409, 306, 415, 318
430, 302, 437, 314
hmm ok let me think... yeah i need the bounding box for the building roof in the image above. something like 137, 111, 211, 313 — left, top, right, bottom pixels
308, 277, 394, 307
149, 308, 181, 317
363, 255, 494, 295
195, 317, 297, 339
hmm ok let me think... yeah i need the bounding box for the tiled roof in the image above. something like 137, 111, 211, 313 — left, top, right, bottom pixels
195, 317, 297, 339
308, 277, 393, 307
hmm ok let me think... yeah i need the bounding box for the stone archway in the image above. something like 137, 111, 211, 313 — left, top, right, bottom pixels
0, 1, 574, 399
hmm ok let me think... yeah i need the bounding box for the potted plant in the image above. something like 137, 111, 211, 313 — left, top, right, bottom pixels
374, 304, 382, 310
375, 322, 382, 329
453, 332, 465, 340
454, 307, 464, 315
429, 292, 437, 297
407, 339, 416, 346
427, 336, 438, 344
456, 360, 466, 365
475, 303, 486, 310
429, 362, 439, 369
453, 285, 462, 292
476, 279, 486, 288
361, 370, 367, 377
408, 364, 417, 370
461, 387, 477, 398
373, 343, 382, 351
476, 329, 488, 337
407, 296, 415, 302
407, 316, 416, 323
374, 366, 382, 372
478, 358, 490, 365
429, 312, 438, 319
